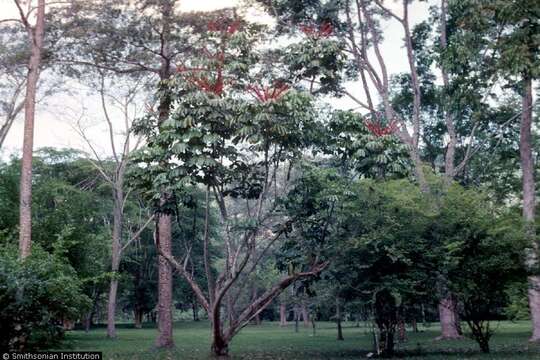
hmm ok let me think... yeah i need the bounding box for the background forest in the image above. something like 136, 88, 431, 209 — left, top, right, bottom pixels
0, 0, 538, 358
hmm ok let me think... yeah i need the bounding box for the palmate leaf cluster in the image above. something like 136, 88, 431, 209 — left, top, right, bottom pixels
131, 80, 316, 213
316, 110, 411, 179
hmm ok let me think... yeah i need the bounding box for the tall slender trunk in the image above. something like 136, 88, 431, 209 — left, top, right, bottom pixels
336, 297, 344, 341
84, 315, 91, 333
18, 0, 45, 259
155, 212, 174, 348
192, 301, 200, 321
107, 190, 123, 338
134, 308, 143, 329
106, 278, 119, 336
436, 0, 462, 339
294, 305, 299, 333
156, 0, 175, 348
520, 76, 540, 342
301, 303, 309, 327
154, 1, 174, 346
279, 302, 287, 327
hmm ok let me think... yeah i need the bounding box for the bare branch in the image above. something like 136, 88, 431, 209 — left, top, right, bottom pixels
98, 74, 120, 164
121, 214, 156, 252
373, 0, 403, 23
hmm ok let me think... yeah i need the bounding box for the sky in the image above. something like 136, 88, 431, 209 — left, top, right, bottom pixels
0, 0, 431, 159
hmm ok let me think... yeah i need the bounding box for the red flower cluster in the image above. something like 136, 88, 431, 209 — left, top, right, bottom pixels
207, 18, 241, 35
365, 119, 399, 137
176, 45, 227, 96
186, 74, 224, 96
247, 83, 289, 103
300, 21, 333, 38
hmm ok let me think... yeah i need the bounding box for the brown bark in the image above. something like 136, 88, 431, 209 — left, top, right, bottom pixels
107, 188, 123, 338
154, 0, 175, 348
301, 303, 310, 327
106, 278, 119, 337
155, 212, 174, 348
18, 0, 45, 259
211, 316, 229, 358
84, 315, 91, 333
134, 308, 143, 329
520, 76, 540, 342
436, 297, 461, 340
294, 306, 299, 333
192, 301, 200, 321
336, 297, 344, 341
252, 286, 261, 325
411, 318, 418, 333
279, 302, 287, 326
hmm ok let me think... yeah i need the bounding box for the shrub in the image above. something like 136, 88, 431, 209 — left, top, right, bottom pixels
0, 245, 90, 351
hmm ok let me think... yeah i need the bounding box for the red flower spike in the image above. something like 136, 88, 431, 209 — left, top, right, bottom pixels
300, 21, 333, 39
247, 83, 290, 103
208, 20, 220, 32
207, 18, 241, 35
227, 20, 241, 34
364, 119, 398, 137
319, 22, 333, 37
300, 24, 316, 36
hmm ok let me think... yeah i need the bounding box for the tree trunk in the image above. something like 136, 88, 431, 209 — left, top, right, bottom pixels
107, 192, 123, 339
520, 76, 540, 342
279, 302, 287, 327
134, 307, 143, 329
18, 0, 45, 259
211, 309, 229, 358
252, 286, 261, 325
412, 318, 418, 333
154, 0, 175, 348
84, 314, 92, 333
437, 1, 464, 340
336, 297, 344, 341
294, 305, 299, 333
192, 301, 200, 321
155, 212, 174, 348
226, 293, 235, 326
437, 297, 461, 339
106, 278, 119, 338
301, 303, 309, 327
379, 329, 395, 358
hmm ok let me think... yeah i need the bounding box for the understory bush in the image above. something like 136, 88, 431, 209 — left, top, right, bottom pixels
0, 245, 90, 351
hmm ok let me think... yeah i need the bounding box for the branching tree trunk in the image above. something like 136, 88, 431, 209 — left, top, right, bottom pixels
75, 74, 151, 339
342, 0, 465, 339
159, 236, 327, 357
0, 79, 25, 149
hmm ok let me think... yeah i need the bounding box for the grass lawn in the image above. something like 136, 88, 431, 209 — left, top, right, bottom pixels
59, 320, 540, 359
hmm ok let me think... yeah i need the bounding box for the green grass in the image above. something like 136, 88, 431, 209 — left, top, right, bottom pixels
59, 321, 540, 359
